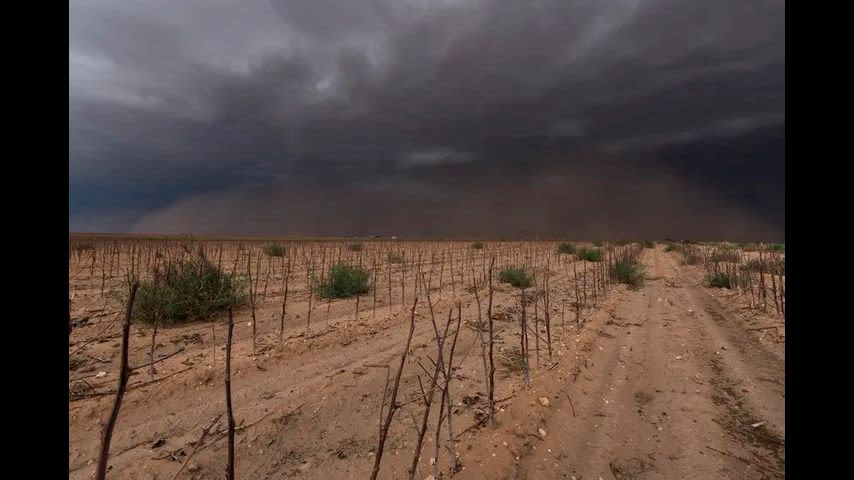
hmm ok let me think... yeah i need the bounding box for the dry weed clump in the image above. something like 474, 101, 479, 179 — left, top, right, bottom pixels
315, 262, 371, 298
263, 244, 287, 257
556, 242, 576, 255
133, 256, 247, 326
498, 266, 533, 288
577, 247, 604, 262
707, 273, 732, 289
496, 346, 525, 376
610, 258, 646, 288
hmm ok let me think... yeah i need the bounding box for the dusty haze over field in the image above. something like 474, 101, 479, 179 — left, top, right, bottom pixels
70, 0, 784, 240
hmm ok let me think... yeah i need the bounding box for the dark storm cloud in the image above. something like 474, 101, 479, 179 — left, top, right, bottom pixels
70, 0, 784, 239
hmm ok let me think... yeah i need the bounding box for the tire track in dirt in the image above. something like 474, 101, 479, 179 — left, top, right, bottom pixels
674, 271, 785, 478
509, 247, 784, 479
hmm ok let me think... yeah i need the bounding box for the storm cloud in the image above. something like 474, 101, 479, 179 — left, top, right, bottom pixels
70, 0, 784, 240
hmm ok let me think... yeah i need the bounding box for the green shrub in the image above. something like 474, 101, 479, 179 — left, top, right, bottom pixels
557, 243, 576, 255
643, 241, 655, 248
616, 240, 630, 246
387, 252, 404, 264
133, 256, 248, 326
610, 259, 646, 288
664, 243, 676, 252
348, 243, 364, 252
498, 266, 533, 289
471, 242, 484, 249
315, 262, 371, 298
767, 243, 785, 252
578, 247, 604, 262
263, 243, 287, 257
707, 273, 732, 289
592, 240, 604, 247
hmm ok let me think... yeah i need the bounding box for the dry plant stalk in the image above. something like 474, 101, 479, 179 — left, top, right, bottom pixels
355, 252, 363, 320
410, 308, 453, 480
95, 281, 139, 480
387, 257, 393, 318
410, 273, 451, 478
225, 307, 236, 480
533, 272, 540, 367
444, 303, 463, 473
247, 251, 257, 355
370, 295, 419, 480
306, 258, 315, 334
520, 286, 531, 388
372, 254, 379, 318
280, 254, 292, 341
573, 259, 581, 324
544, 259, 552, 360
487, 256, 496, 425
171, 413, 223, 480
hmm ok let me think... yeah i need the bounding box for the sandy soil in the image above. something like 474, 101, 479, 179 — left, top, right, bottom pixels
68, 245, 784, 479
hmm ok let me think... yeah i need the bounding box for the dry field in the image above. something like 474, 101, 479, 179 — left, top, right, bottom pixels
68, 238, 785, 480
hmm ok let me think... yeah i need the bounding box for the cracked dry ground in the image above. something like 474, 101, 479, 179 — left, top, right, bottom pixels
69, 247, 784, 479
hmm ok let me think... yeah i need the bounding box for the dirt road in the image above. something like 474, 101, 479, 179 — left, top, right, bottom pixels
503, 247, 785, 479
69, 246, 785, 479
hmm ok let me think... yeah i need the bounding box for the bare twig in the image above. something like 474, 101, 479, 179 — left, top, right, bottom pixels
131, 347, 186, 371
225, 307, 235, 480
171, 414, 223, 480
410, 307, 454, 480
487, 256, 496, 426
370, 295, 419, 480
95, 281, 139, 480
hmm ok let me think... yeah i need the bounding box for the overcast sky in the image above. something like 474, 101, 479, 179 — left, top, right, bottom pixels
69, 0, 784, 240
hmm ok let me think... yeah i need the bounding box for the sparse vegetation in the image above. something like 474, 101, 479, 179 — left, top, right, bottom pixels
68, 236, 785, 479
471, 242, 484, 249
72, 242, 96, 253
496, 346, 525, 375
263, 243, 287, 257
498, 266, 533, 289
643, 241, 655, 248
557, 242, 576, 255
315, 262, 371, 298
348, 243, 364, 252
767, 243, 785, 252
742, 257, 785, 275
710, 248, 740, 263
132, 256, 248, 326
678, 245, 703, 265
578, 247, 604, 262
592, 240, 604, 247
616, 240, 630, 246
707, 273, 732, 289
